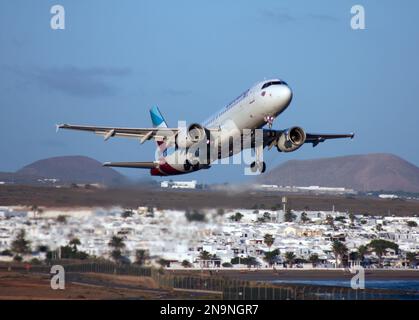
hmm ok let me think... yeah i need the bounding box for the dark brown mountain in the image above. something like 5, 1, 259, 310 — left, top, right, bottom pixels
0, 156, 127, 186
256, 153, 419, 193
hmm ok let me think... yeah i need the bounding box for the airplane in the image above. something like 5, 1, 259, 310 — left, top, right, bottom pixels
58, 78, 354, 176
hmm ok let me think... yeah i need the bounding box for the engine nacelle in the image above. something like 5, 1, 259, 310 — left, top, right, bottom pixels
188, 123, 206, 143
276, 126, 306, 152
176, 123, 208, 149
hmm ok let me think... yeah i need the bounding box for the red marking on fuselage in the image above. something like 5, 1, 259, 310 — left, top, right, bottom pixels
150, 168, 162, 176
150, 161, 184, 176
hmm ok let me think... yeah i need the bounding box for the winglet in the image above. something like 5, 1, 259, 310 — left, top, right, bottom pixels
56, 124, 68, 132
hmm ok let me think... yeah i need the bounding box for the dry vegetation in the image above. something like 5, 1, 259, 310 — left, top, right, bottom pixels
1, 185, 419, 216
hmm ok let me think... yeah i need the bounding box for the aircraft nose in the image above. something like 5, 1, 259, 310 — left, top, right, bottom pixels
276, 84, 292, 106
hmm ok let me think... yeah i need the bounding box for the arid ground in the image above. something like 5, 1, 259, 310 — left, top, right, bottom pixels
1, 185, 419, 216
0, 271, 220, 300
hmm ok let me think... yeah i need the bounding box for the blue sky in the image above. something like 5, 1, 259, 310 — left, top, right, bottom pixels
1, 0, 418, 183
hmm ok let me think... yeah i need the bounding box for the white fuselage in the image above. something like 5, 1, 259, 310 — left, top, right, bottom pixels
155, 79, 293, 175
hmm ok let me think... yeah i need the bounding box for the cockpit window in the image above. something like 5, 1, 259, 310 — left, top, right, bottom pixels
261, 81, 286, 89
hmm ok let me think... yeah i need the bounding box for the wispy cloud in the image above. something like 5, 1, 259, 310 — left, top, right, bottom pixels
3, 65, 132, 98
261, 9, 296, 24
307, 13, 339, 22
261, 9, 338, 25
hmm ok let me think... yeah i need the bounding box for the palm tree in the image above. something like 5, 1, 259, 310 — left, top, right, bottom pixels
263, 249, 280, 267
121, 210, 134, 218
199, 250, 212, 260
108, 235, 125, 263
263, 212, 271, 222
231, 212, 243, 222
11, 229, 31, 260
57, 215, 67, 224
284, 209, 296, 222
309, 253, 320, 267
199, 250, 212, 267
407, 221, 418, 228
332, 240, 348, 268
30, 205, 44, 219
349, 252, 359, 267
300, 212, 310, 223
69, 238, 81, 252
108, 236, 125, 250
284, 251, 296, 268
37, 245, 49, 253
368, 239, 398, 267
111, 249, 122, 262
135, 249, 149, 266
357, 245, 368, 263
406, 252, 417, 268
182, 260, 192, 268
157, 258, 169, 268
263, 234, 275, 252
325, 215, 334, 227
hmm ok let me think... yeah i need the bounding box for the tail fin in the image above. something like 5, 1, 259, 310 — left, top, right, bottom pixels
149, 106, 168, 128
149, 106, 168, 154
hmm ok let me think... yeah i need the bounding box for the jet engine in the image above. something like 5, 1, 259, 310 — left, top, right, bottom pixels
188, 123, 206, 143
276, 126, 306, 152
176, 123, 208, 148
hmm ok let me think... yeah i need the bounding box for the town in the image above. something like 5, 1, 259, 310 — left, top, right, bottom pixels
0, 204, 418, 270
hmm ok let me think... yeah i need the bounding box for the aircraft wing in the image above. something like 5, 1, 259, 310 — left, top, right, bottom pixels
263, 129, 354, 148
57, 123, 178, 144
103, 161, 158, 169
305, 132, 355, 147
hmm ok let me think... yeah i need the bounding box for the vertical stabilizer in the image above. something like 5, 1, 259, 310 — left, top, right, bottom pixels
149, 106, 168, 128
149, 106, 168, 153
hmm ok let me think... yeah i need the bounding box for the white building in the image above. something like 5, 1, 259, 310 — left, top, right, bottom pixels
161, 180, 197, 189
0, 205, 418, 268
379, 194, 399, 199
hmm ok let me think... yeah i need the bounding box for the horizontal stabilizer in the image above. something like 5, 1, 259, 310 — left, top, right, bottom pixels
103, 161, 158, 169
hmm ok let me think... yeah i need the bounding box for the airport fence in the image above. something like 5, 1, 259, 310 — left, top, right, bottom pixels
221, 283, 419, 300
152, 272, 247, 293
1, 261, 417, 300
149, 272, 418, 300
62, 262, 152, 277
151, 272, 419, 300
0, 260, 151, 277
